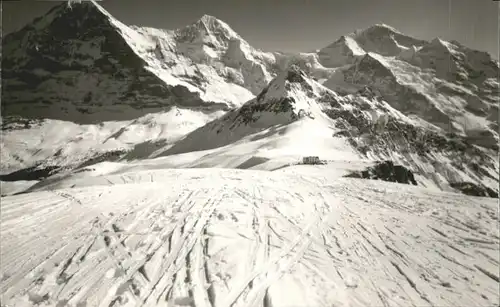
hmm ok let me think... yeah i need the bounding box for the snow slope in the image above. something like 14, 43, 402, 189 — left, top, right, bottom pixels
0, 180, 39, 197
1, 167, 499, 307
0, 108, 225, 175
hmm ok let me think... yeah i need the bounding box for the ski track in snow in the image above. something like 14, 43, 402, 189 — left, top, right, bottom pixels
1, 168, 499, 307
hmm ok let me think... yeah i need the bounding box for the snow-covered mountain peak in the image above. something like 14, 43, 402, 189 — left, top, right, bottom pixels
3, 0, 130, 61
317, 24, 427, 67
317, 35, 367, 67
28, 0, 117, 32
255, 65, 325, 104
355, 23, 401, 36
427, 37, 455, 53
347, 24, 427, 57
198, 14, 228, 27
159, 67, 338, 156
66, 0, 113, 18
197, 14, 238, 37
408, 36, 500, 86
175, 14, 240, 47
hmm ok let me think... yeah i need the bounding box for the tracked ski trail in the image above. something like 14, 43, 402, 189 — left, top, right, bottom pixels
1, 168, 498, 307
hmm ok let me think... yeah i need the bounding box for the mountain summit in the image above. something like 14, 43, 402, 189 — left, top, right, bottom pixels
174, 14, 241, 50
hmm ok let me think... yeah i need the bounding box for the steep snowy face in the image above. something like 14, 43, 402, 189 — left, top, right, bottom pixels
408, 38, 500, 129
1, 1, 220, 123
124, 15, 279, 99
415, 39, 499, 133
322, 45, 499, 195
173, 15, 238, 62
160, 15, 277, 95
317, 24, 427, 68
220, 38, 274, 94
408, 38, 499, 85
339, 53, 443, 120
327, 45, 499, 151
317, 36, 367, 68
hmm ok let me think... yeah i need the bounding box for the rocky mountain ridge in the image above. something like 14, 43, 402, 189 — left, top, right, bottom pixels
162, 65, 498, 195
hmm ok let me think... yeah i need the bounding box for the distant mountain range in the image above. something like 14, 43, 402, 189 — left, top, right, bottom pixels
1, 0, 498, 197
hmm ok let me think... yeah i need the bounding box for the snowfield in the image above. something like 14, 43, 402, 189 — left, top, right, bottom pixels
0, 107, 225, 174
1, 167, 499, 307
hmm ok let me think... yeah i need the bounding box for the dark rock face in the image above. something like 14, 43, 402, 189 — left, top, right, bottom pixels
0, 149, 128, 182
315, 81, 498, 195
3, 2, 144, 77
321, 93, 497, 186
256, 85, 269, 102
0, 165, 61, 182
76, 149, 127, 169
450, 182, 498, 198
284, 66, 314, 94
345, 160, 418, 185
1, 116, 43, 131
234, 97, 296, 126
1, 2, 206, 123
286, 67, 306, 83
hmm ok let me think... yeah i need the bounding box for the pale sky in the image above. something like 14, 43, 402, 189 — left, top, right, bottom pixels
3, 0, 499, 58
